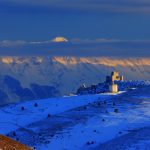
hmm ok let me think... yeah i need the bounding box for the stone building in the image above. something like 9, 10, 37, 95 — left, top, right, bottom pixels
106, 71, 124, 93
76, 71, 124, 95
106, 71, 124, 84
109, 83, 118, 93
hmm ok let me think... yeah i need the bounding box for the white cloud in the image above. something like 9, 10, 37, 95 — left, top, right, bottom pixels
0, 40, 27, 47
0, 38, 149, 57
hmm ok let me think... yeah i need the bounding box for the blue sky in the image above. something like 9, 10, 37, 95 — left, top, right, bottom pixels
0, 0, 150, 57
0, 0, 150, 40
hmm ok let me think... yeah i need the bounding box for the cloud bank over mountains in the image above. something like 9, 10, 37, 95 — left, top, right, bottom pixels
0, 38, 150, 57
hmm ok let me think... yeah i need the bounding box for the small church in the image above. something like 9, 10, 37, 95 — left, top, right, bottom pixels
106, 71, 124, 93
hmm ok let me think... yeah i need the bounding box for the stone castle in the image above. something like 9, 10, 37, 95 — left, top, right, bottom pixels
106, 71, 124, 84
77, 71, 124, 94
106, 71, 124, 93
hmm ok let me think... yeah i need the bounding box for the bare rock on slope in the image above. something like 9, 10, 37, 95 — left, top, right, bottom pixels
0, 135, 32, 150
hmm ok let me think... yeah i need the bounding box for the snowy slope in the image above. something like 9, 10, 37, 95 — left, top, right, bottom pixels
0, 93, 113, 134
0, 86, 150, 150
38, 88, 150, 150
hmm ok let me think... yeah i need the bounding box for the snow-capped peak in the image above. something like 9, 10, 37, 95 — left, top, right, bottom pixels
52, 37, 68, 43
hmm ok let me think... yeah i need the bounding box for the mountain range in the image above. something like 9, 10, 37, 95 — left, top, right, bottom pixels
0, 56, 150, 105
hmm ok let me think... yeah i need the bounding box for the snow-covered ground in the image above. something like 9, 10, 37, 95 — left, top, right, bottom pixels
0, 93, 114, 134
0, 87, 150, 150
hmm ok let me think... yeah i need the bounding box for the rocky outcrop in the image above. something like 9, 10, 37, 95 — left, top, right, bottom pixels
0, 135, 32, 150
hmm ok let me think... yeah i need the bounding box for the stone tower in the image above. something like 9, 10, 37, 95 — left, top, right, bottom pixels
109, 82, 118, 93
106, 71, 124, 93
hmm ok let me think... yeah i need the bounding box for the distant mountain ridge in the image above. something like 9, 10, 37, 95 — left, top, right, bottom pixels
0, 56, 150, 105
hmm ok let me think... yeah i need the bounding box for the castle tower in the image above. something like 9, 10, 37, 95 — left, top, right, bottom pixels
109, 81, 118, 93
105, 71, 124, 93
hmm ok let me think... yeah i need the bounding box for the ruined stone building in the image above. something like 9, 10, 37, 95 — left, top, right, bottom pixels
77, 71, 124, 95
106, 71, 124, 93
106, 71, 124, 84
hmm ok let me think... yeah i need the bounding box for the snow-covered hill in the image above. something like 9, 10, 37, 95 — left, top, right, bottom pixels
0, 86, 150, 150
0, 93, 111, 135
0, 56, 150, 104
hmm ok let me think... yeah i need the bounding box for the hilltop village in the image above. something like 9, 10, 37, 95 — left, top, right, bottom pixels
76, 71, 148, 95
77, 71, 123, 94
